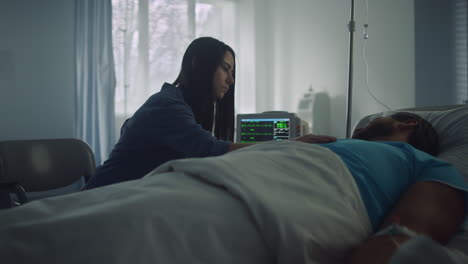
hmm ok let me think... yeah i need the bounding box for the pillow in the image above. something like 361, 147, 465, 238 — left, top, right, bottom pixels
353, 105, 468, 181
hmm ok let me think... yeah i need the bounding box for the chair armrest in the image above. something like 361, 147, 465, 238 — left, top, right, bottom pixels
0, 182, 28, 209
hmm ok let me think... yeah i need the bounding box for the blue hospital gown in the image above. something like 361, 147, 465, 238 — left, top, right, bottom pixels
83, 83, 230, 189
320, 139, 468, 230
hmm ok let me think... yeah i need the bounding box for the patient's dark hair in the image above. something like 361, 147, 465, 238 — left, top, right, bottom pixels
391, 112, 439, 156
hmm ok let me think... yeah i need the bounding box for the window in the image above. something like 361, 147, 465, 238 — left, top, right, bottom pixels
111, 0, 238, 135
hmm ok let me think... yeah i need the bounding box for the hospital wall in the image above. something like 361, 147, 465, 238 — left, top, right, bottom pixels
250, 0, 350, 138
0, 0, 76, 141
350, 0, 466, 131
350, 0, 416, 133
247, 0, 418, 138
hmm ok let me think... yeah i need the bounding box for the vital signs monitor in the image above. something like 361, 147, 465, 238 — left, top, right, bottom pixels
235, 111, 309, 143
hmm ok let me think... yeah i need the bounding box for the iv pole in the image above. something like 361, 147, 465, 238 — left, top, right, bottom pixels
345, 0, 355, 138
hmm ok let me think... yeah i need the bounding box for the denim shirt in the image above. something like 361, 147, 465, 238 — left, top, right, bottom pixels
83, 83, 230, 189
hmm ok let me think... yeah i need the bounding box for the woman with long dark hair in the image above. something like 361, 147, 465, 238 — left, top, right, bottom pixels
84, 37, 334, 189
174, 37, 235, 141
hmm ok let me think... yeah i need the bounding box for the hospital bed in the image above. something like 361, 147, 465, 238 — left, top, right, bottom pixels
0, 104, 467, 264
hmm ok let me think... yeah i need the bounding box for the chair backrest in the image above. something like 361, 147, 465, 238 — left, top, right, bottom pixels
0, 138, 96, 192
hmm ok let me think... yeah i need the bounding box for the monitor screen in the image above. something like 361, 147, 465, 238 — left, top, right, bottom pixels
236, 112, 305, 143
238, 118, 291, 143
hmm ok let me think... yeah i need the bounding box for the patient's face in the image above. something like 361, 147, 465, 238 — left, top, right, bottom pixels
352, 117, 396, 141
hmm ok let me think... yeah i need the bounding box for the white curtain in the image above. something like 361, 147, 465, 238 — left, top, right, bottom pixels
75, 0, 116, 166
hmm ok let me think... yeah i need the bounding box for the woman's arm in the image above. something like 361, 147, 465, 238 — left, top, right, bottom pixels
347, 181, 465, 264
227, 134, 337, 152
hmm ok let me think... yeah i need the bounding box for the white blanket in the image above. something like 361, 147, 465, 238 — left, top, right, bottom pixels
0, 141, 372, 264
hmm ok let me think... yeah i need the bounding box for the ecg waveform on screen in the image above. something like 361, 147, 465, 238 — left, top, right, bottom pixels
241, 124, 273, 127
240, 120, 289, 143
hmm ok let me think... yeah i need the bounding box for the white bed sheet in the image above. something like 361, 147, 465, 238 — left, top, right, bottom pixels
0, 141, 371, 264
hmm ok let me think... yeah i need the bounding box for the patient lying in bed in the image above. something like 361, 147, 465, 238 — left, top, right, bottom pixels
342, 112, 467, 263
0, 112, 466, 264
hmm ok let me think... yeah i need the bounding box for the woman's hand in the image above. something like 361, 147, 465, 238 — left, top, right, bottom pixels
291, 134, 337, 144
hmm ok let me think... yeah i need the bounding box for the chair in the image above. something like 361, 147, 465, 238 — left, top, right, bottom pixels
0, 138, 96, 208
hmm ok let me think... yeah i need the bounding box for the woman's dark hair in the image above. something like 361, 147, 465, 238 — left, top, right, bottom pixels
173, 37, 235, 141
391, 112, 439, 156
